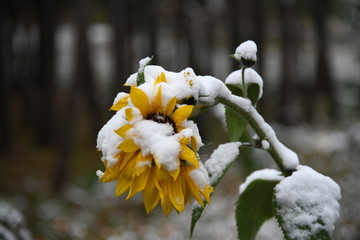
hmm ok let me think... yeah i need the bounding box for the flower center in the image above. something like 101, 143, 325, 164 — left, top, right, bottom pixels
146, 113, 177, 134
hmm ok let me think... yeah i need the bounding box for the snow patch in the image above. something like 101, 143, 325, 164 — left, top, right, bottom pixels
274, 165, 341, 239
225, 68, 264, 99
239, 169, 284, 194
234, 40, 257, 61
96, 170, 104, 179
96, 109, 127, 166
261, 140, 270, 150
130, 120, 181, 171
189, 162, 211, 190
205, 142, 241, 185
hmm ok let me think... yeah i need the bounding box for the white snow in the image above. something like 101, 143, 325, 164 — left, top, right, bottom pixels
112, 92, 128, 106
234, 40, 257, 61
96, 109, 127, 166
197, 75, 233, 105
189, 162, 212, 190
274, 165, 341, 239
138, 56, 152, 72
125, 66, 202, 104
130, 120, 181, 171
226, 93, 299, 170
225, 68, 264, 99
98, 66, 206, 173
261, 140, 270, 150
239, 169, 284, 194
197, 73, 299, 170
96, 170, 104, 179
205, 142, 241, 185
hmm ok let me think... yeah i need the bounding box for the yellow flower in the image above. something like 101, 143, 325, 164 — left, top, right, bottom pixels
98, 73, 213, 215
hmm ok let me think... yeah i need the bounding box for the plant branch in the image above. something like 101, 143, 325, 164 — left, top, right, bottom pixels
217, 94, 298, 176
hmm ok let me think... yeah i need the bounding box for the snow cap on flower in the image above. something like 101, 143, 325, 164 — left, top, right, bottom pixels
97, 66, 213, 216
125, 65, 202, 105
234, 40, 257, 67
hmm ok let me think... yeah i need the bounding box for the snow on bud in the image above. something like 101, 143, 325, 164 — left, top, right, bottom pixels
234, 40, 257, 67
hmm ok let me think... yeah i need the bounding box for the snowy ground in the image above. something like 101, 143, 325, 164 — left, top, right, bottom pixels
1, 121, 360, 240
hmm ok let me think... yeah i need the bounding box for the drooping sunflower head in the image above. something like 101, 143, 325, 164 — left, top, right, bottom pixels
97, 69, 213, 215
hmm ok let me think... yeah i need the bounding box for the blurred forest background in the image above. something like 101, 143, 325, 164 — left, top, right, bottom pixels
0, 0, 359, 239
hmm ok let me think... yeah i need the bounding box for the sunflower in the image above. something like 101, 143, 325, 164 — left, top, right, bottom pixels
97, 73, 213, 215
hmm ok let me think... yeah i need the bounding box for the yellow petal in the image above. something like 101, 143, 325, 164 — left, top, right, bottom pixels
110, 95, 129, 111
114, 124, 132, 138
154, 72, 167, 85
100, 165, 119, 182
125, 108, 134, 122
153, 157, 161, 168
156, 168, 170, 204
118, 152, 135, 173
153, 86, 163, 113
156, 167, 171, 182
143, 168, 160, 213
182, 167, 204, 206
202, 185, 214, 204
164, 97, 177, 116
135, 154, 152, 176
172, 105, 194, 125
169, 167, 180, 180
180, 137, 189, 145
179, 172, 190, 205
118, 139, 139, 152
161, 197, 174, 216
115, 153, 137, 196
127, 168, 151, 199
179, 145, 199, 167
115, 178, 132, 196
121, 154, 137, 181
191, 136, 197, 151
99, 157, 118, 182
130, 87, 150, 116
169, 176, 185, 212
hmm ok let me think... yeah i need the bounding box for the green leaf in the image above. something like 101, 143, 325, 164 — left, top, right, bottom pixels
236, 179, 280, 240
190, 142, 241, 238
224, 83, 248, 142
225, 106, 248, 142
273, 166, 340, 240
136, 56, 153, 86
190, 203, 207, 238
247, 83, 260, 106
226, 83, 243, 97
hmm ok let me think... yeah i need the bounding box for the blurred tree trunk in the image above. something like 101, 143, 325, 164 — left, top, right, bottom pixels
277, 0, 299, 124
305, 0, 336, 122
253, 0, 265, 76
0, 3, 14, 154
226, 0, 241, 70
202, 6, 215, 75
109, 0, 133, 97
53, 0, 99, 191
147, 0, 157, 64
252, 0, 267, 116
36, 0, 57, 145
176, 0, 198, 73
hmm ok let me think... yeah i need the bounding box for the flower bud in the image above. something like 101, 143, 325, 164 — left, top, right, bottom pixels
234, 40, 257, 67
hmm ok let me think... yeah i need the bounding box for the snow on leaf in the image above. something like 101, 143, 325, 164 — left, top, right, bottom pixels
274, 165, 341, 240
205, 142, 241, 186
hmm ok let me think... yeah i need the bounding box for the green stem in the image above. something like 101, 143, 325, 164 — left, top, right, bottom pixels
241, 67, 247, 97
218, 96, 297, 176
